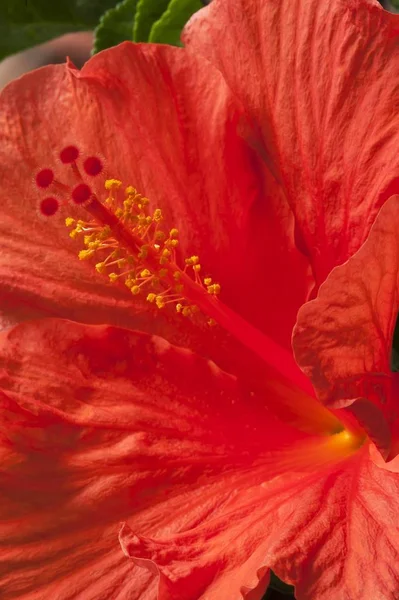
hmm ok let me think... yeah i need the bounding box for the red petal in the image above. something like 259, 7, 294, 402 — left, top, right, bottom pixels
0, 42, 308, 351
271, 448, 399, 600
293, 197, 399, 457
0, 379, 157, 597
0, 318, 308, 598
121, 446, 399, 600
183, 0, 399, 291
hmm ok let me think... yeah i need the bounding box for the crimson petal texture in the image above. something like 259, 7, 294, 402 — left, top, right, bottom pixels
0, 41, 308, 350
293, 197, 399, 457
0, 318, 306, 599
183, 0, 399, 290
121, 447, 399, 600
0, 379, 159, 600
1, 322, 398, 599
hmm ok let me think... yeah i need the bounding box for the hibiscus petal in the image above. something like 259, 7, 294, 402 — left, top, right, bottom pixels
183, 0, 399, 289
121, 445, 399, 600
0, 41, 308, 350
293, 196, 399, 457
266, 448, 399, 600
0, 317, 308, 598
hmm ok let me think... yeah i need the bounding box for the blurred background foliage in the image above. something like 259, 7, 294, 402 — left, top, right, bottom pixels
1, 0, 393, 64
0, 0, 397, 598
0, 0, 396, 74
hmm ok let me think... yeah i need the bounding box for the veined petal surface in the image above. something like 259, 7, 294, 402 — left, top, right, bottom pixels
293, 197, 399, 456
1, 322, 398, 599
183, 0, 399, 290
0, 318, 305, 599
0, 42, 308, 350
121, 446, 399, 600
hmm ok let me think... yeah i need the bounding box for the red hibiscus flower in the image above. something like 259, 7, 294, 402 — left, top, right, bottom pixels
0, 0, 398, 599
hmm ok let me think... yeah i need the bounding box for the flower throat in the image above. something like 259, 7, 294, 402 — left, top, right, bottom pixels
34, 144, 345, 439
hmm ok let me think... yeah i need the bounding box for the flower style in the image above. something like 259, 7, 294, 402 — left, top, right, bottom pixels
0, 0, 398, 599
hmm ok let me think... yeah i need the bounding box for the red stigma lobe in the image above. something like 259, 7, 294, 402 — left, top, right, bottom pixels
36, 168, 54, 189
84, 157, 103, 176
60, 146, 80, 164
40, 197, 59, 216
72, 183, 92, 204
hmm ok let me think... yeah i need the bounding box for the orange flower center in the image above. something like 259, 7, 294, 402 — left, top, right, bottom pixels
33, 146, 367, 446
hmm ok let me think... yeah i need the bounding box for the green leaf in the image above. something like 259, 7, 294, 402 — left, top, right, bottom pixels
149, 0, 203, 46
0, 0, 117, 61
133, 0, 170, 42
93, 0, 138, 54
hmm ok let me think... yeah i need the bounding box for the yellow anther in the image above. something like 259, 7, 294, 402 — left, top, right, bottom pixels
207, 318, 216, 326
78, 249, 94, 260
84, 234, 94, 245
207, 283, 221, 295
138, 245, 149, 259
153, 209, 163, 222
185, 255, 200, 266
185, 305, 197, 316
69, 177, 220, 324
98, 226, 111, 240
105, 179, 122, 190
155, 296, 165, 309
95, 262, 106, 274
88, 241, 101, 250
